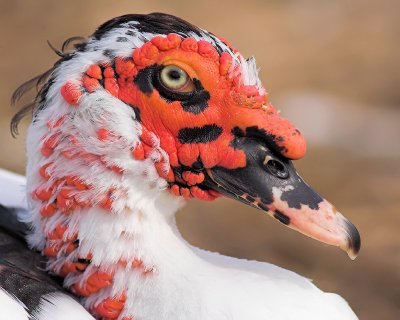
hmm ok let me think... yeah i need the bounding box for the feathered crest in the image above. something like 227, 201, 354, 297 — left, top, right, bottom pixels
10, 36, 87, 137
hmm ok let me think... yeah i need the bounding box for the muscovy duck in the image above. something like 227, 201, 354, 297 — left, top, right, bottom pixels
0, 12, 360, 320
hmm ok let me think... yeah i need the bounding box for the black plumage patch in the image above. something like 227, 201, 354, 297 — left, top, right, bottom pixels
103, 49, 115, 58
0, 219, 66, 313
93, 13, 203, 40
178, 125, 222, 144
92, 13, 228, 54
0, 205, 28, 238
116, 36, 129, 42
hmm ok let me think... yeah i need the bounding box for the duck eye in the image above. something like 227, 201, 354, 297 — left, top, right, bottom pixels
160, 65, 194, 92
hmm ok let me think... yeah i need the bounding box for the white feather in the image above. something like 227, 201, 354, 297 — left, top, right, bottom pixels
0, 169, 27, 210
0, 289, 29, 320
32, 293, 94, 320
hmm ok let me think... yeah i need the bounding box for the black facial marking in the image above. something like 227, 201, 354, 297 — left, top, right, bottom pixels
93, 13, 203, 40
281, 187, 322, 210
134, 65, 160, 94
133, 65, 210, 115
231, 126, 244, 137
171, 159, 201, 185
273, 210, 290, 225
191, 156, 204, 171
116, 36, 129, 42
126, 30, 135, 36
178, 125, 222, 144
147, 66, 211, 114
180, 79, 210, 115
231, 126, 286, 155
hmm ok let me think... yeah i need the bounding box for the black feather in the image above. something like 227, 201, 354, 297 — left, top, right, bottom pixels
93, 12, 203, 40
0, 225, 68, 313
0, 205, 29, 239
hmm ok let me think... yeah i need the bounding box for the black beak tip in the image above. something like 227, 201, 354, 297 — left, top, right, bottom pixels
345, 220, 361, 260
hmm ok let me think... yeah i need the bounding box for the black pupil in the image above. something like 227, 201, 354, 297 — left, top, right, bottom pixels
168, 69, 181, 80
266, 160, 288, 179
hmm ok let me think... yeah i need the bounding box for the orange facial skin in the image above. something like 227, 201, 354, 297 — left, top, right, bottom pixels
123, 36, 305, 162
65, 34, 306, 200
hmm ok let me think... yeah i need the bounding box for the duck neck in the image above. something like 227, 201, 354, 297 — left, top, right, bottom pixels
34, 169, 201, 318
75, 188, 206, 319
23, 89, 206, 319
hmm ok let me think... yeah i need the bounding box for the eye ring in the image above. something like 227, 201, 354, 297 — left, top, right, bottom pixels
265, 159, 289, 179
159, 65, 194, 92
153, 64, 197, 101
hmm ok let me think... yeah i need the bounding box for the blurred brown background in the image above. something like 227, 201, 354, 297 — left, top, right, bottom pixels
0, 0, 399, 319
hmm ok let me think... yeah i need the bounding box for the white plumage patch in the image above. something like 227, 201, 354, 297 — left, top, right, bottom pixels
0, 169, 27, 210
0, 289, 29, 320
238, 56, 265, 95
32, 293, 94, 320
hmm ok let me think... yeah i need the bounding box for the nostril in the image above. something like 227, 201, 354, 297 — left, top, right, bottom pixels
265, 159, 289, 179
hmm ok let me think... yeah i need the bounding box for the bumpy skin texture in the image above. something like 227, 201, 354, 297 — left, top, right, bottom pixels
61, 33, 306, 202
31, 14, 308, 320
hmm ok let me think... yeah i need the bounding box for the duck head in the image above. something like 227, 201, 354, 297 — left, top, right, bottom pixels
16, 13, 360, 261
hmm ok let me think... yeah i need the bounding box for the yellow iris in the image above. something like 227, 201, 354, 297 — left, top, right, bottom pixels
160, 65, 194, 92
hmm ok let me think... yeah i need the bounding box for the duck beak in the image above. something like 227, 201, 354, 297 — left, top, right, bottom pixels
202, 137, 361, 259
